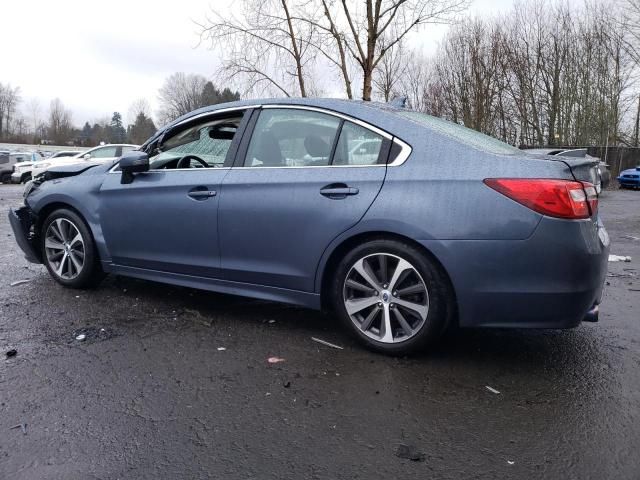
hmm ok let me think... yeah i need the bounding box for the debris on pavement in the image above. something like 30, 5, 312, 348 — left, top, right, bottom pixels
311, 337, 344, 350
217, 347, 226, 351
9, 424, 27, 435
609, 254, 632, 262
485, 386, 501, 394
6, 349, 17, 358
395, 444, 425, 462
507, 460, 515, 465
75, 334, 86, 341
9, 279, 30, 287
267, 357, 285, 364
283, 380, 291, 388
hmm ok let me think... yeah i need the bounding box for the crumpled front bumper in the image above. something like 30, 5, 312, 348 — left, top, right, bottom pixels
8, 206, 41, 264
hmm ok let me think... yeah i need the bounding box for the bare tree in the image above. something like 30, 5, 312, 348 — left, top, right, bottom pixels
0, 83, 21, 139
48, 98, 73, 145
197, 0, 315, 98
157, 73, 208, 125
127, 98, 152, 126
323, 0, 469, 100
373, 36, 407, 101
26, 98, 41, 143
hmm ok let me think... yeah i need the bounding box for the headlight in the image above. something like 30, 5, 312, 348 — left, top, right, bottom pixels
23, 180, 35, 198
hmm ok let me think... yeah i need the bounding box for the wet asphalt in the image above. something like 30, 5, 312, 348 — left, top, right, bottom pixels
0, 183, 638, 480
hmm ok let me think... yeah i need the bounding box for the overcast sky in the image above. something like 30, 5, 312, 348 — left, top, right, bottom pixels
2, 0, 515, 126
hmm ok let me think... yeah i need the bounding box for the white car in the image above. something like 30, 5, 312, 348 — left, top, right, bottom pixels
11, 151, 80, 184
31, 144, 138, 179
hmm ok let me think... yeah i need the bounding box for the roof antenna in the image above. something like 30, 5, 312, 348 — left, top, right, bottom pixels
389, 96, 407, 108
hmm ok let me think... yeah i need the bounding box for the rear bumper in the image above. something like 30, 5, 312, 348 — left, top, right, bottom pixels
8, 207, 41, 264
421, 216, 610, 329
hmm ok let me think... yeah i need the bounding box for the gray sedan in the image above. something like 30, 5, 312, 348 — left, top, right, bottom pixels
8, 99, 609, 354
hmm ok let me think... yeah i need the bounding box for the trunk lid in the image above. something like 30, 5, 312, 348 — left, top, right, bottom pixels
555, 155, 601, 194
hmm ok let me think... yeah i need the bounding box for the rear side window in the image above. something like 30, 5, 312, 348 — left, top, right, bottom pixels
245, 109, 341, 167
398, 111, 520, 156
333, 121, 384, 165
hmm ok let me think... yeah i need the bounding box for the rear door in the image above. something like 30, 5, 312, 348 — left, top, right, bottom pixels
218, 106, 391, 292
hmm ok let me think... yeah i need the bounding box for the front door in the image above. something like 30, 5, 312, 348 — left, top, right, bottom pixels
219, 107, 390, 292
98, 109, 249, 278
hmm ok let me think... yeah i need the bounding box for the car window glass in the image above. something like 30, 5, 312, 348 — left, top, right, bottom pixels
90, 146, 118, 158
121, 146, 136, 154
244, 109, 341, 167
398, 111, 520, 155
332, 121, 384, 165
150, 115, 243, 169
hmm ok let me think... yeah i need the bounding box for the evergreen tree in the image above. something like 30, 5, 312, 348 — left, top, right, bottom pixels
109, 112, 127, 143
128, 112, 157, 145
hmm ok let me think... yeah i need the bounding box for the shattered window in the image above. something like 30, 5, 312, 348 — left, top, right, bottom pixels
397, 111, 520, 156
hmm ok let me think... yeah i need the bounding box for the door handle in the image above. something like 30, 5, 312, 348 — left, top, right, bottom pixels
320, 183, 359, 199
188, 187, 217, 200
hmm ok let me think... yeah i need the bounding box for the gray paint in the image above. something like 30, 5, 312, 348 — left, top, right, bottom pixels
13, 98, 609, 328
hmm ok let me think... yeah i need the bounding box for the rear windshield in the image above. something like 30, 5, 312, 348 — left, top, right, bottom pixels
397, 111, 520, 156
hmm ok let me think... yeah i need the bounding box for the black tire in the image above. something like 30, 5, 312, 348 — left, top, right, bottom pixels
41, 208, 105, 288
0, 173, 10, 184
330, 238, 454, 355
21, 173, 31, 184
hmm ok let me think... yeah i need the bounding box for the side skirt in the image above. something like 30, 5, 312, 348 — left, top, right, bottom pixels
103, 262, 322, 310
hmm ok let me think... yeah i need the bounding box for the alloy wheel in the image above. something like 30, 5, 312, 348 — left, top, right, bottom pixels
343, 253, 429, 343
44, 218, 86, 280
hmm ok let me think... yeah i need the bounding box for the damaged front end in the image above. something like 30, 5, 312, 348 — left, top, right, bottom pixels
8, 206, 41, 264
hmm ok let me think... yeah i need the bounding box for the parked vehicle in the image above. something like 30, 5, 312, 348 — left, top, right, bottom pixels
525, 148, 611, 191
12, 150, 82, 184
30, 144, 138, 180
617, 166, 640, 189
0, 152, 40, 184
9, 99, 609, 354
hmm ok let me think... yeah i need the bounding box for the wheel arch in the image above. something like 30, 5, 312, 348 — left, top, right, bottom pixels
318, 230, 458, 320
35, 201, 103, 263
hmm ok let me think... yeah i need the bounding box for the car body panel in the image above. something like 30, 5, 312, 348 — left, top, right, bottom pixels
98, 168, 228, 277
617, 167, 640, 188
9, 98, 610, 330
219, 165, 386, 292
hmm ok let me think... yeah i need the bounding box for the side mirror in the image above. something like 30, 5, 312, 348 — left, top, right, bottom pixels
119, 151, 149, 184
83, 153, 91, 160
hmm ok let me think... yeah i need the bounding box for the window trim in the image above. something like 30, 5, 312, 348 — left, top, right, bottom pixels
234, 105, 411, 169
109, 107, 254, 174
109, 104, 412, 173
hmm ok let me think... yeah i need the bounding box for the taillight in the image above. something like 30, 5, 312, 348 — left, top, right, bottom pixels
484, 178, 598, 219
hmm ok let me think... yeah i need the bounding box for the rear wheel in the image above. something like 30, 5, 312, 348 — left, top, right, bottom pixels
0, 173, 10, 184
41, 209, 104, 288
331, 239, 454, 355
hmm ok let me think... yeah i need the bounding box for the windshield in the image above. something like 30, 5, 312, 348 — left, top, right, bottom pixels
397, 111, 520, 156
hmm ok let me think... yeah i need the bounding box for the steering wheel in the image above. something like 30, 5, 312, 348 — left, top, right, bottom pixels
176, 155, 208, 169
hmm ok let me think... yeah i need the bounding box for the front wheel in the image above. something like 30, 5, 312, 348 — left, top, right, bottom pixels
41, 209, 104, 288
331, 239, 454, 355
